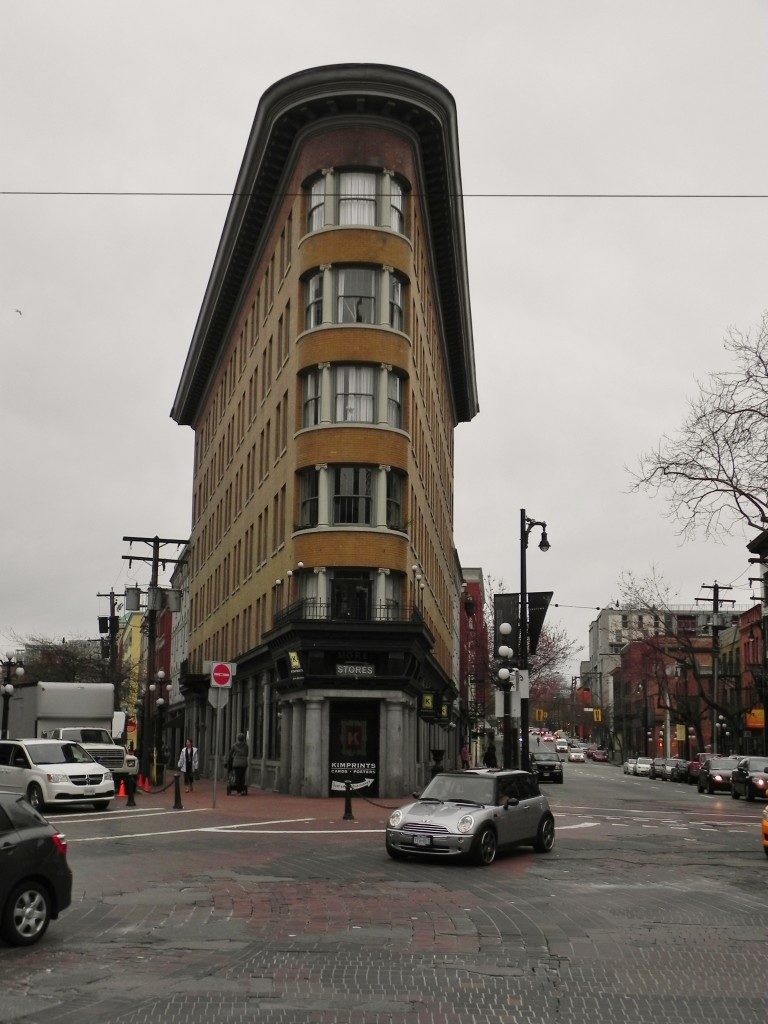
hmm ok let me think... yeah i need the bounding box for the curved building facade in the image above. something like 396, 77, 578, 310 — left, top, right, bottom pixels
172, 64, 478, 796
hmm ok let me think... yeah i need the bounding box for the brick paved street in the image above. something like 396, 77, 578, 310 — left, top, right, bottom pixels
1, 767, 767, 1024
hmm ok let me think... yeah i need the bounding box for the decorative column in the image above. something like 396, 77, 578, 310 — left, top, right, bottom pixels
289, 698, 305, 794
379, 170, 393, 228
375, 568, 389, 620
303, 699, 324, 796
315, 567, 328, 614
376, 466, 389, 529
316, 465, 330, 527
319, 363, 332, 423
320, 264, 333, 325
379, 266, 392, 326
377, 364, 391, 425
384, 698, 405, 796
321, 168, 336, 224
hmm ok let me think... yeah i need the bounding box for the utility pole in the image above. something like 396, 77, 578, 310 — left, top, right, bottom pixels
122, 535, 187, 781
697, 581, 734, 755
97, 589, 121, 712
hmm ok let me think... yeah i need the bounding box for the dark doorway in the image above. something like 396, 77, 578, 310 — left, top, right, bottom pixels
328, 699, 380, 797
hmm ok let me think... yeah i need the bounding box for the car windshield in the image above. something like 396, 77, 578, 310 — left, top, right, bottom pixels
533, 754, 561, 764
58, 728, 112, 744
707, 757, 737, 770
420, 774, 496, 805
26, 742, 95, 765
637, 757, 652, 765
745, 761, 768, 772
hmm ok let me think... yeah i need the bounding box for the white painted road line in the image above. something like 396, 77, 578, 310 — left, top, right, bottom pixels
70, 817, 318, 843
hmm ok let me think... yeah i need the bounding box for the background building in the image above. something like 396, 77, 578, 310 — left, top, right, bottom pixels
172, 64, 478, 796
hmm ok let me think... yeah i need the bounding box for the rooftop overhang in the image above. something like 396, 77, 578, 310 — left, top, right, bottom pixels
171, 63, 478, 427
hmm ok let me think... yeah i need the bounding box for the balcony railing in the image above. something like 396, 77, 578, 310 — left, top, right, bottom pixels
273, 599, 423, 628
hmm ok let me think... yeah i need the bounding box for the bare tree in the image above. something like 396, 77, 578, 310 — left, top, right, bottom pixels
631, 313, 768, 538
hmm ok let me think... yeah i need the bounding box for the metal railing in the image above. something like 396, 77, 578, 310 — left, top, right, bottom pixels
273, 599, 422, 628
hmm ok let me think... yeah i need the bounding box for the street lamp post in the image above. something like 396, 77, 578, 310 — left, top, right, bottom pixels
519, 509, 550, 772
497, 624, 516, 769
1, 654, 24, 740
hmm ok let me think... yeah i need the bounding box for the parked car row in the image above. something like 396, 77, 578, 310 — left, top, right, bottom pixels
622, 752, 768, 801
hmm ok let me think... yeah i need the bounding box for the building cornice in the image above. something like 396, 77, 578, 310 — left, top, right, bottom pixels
171, 63, 478, 427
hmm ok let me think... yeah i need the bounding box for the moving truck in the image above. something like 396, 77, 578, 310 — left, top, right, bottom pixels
8, 681, 138, 786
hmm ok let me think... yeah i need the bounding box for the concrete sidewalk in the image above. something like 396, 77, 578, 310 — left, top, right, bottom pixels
119, 773, 405, 827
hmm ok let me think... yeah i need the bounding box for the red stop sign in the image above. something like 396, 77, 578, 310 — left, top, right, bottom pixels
211, 662, 232, 687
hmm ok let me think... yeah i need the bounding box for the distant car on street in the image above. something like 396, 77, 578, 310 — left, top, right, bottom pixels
730, 757, 768, 801
0, 793, 72, 946
623, 758, 637, 775
568, 749, 586, 763
686, 752, 712, 786
385, 769, 555, 865
649, 756, 668, 780
591, 749, 609, 763
529, 752, 564, 783
634, 756, 653, 777
697, 756, 740, 794
555, 739, 569, 754
665, 758, 689, 783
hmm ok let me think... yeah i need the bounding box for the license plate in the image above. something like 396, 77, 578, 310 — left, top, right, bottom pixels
413, 835, 432, 847
84, 787, 95, 796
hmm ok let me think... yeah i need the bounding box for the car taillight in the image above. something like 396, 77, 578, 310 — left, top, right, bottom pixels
51, 833, 68, 856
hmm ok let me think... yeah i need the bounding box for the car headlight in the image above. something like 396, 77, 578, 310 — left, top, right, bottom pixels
756, 779, 765, 787
457, 815, 474, 834
388, 810, 404, 828
104, 771, 113, 782
714, 774, 723, 782
46, 772, 67, 783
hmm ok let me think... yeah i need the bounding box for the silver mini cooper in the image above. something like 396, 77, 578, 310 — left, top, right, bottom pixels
385, 769, 555, 866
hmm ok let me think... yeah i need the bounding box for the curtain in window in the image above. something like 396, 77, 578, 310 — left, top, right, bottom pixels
307, 178, 325, 231
303, 371, 321, 426
390, 180, 405, 233
299, 470, 319, 528
305, 273, 323, 329
384, 573, 402, 618
389, 275, 404, 330
387, 372, 403, 428
332, 467, 373, 524
338, 172, 376, 226
335, 267, 376, 324
386, 470, 403, 529
334, 365, 375, 422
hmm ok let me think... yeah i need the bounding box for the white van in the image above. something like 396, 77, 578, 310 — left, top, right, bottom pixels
555, 738, 569, 753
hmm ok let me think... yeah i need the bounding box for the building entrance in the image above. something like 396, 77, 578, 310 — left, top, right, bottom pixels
328, 699, 380, 797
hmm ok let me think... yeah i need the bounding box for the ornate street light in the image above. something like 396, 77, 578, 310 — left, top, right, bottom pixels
519, 510, 550, 771
1, 653, 24, 740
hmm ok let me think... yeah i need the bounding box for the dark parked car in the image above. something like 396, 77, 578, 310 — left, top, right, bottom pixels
697, 756, 740, 794
0, 793, 72, 946
529, 752, 564, 783
665, 758, 689, 783
649, 756, 668, 780
686, 752, 712, 786
731, 757, 768, 801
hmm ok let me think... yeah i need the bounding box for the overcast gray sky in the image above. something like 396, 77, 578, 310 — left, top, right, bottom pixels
2, 1, 767, 675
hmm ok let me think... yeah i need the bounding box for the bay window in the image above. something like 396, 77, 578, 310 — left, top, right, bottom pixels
387, 372, 403, 428
335, 267, 377, 324
302, 369, 321, 427
334, 365, 375, 422
332, 467, 373, 525
386, 470, 405, 530
299, 469, 319, 528
305, 272, 323, 329
338, 172, 377, 226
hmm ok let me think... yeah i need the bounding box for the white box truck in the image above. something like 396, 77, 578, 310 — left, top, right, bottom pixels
8, 681, 138, 786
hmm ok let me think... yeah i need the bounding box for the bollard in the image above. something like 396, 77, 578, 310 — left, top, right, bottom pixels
173, 771, 184, 810
342, 778, 354, 821
126, 774, 136, 808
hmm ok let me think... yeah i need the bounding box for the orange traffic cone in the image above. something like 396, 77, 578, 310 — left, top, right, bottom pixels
118, 779, 126, 797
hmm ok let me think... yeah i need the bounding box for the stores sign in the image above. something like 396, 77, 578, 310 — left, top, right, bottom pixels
336, 663, 374, 678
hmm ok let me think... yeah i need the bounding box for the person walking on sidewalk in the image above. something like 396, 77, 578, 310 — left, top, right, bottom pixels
178, 738, 199, 793
227, 733, 250, 795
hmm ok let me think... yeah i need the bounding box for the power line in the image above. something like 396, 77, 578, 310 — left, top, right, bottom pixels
2, 190, 768, 199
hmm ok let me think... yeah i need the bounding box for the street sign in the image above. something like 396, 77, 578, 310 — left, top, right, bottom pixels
210, 662, 234, 687
208, 687, 230, 709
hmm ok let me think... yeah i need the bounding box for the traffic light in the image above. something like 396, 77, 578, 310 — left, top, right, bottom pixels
593, 708, 602, 723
